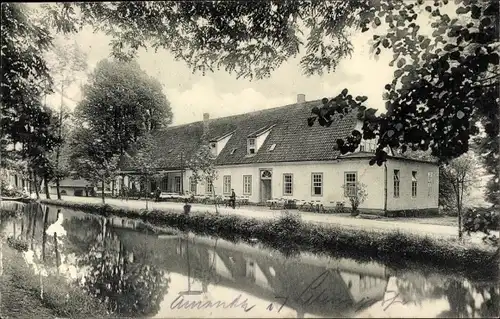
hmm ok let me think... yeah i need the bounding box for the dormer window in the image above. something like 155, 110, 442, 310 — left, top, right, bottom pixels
209, 142, 217, 156
269, 143, 276, 151
247, 138, 256, 155
230, 148, 237, 155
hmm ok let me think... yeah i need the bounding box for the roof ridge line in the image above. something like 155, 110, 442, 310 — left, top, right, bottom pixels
164, 98, 324, 130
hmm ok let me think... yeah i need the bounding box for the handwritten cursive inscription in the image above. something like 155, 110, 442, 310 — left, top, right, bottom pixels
170, 293, 256, 312
381, 290, 417, 311
271, 270, 354, 311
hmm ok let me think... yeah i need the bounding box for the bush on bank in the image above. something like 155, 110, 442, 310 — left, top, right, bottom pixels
40, 199, 499, 279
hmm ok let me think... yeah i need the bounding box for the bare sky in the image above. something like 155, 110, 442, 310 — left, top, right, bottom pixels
39, 3, 457, 126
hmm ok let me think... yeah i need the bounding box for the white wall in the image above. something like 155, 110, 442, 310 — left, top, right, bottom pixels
385, 158, 439, 210
185, 159, 387, 209
184, 157, 439, 211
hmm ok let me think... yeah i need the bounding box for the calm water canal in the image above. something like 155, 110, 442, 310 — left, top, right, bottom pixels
1, 202, 499, 318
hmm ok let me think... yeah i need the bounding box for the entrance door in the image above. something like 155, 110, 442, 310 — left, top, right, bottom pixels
260, 180, 272, 202
259, 169, 272, 202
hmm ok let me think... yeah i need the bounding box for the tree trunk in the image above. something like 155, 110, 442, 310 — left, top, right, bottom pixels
145, 175, 149, 210
212, 186, 218, 214
33, 172, 40, 199
31, 205, 39, 250
457, 184, 462, 239
56, 83, 64, 200
43, 175, 51, 199
101, 179, 106, 204
42, 206, 49, 262
56, 178, 61, 200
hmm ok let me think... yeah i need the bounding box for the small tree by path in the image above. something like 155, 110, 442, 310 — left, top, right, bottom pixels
187, 143, 219, 214
130, 132, 161, 210
342, 182, 368, 216
68, 128, 119, 204
441, 152, 481, 239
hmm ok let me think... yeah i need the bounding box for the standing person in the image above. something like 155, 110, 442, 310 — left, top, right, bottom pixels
230, 188, 236, 209
183, 198, 191, 215
155, 187, 161, 202
123, 185, 129, 201
85, 185, 89, 197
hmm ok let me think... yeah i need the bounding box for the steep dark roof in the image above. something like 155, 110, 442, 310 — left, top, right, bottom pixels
121, 99, 359, 170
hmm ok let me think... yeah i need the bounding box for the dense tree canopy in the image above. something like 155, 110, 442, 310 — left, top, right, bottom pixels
41, 1, 369, 79
1, 3, 55, 157
74, 59, 173, 157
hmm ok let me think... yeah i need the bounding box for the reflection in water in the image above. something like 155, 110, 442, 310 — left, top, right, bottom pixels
0, 202, 499, 318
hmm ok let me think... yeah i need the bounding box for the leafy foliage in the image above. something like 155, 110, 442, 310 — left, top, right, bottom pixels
441, 152, 481, 237
187, 140, 218, 194
1, 3, 54, 147
67, 126, 120, 201
341, 181, 368, 216
127, 132, 163, 199
74, 59, 172, 157
311, 0, 499, 205
43, 1, 373, 80
76, 220, 170, 316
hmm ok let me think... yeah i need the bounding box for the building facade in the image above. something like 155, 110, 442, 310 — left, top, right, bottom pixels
116, 96, 439, 213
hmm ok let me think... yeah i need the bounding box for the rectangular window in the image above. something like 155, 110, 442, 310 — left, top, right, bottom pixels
360, 144, 365, 152
412, 171, 418, 197
344, 172, 357, 197
393, 170, 400, 198
283, 174, 293, 196
161, 176, 168, 192
223, 175, 231, 194
247, 138, 256, 154
189, 177, 197, 194
206, 177, 213, 194
174, 176, 181, 193
312, 173, 323, 196
427, 172, 433, 196
243, 175, 252, 195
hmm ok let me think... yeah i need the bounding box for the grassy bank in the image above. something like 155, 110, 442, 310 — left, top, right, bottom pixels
39, 199, 499, 280
1, 238, 112, 318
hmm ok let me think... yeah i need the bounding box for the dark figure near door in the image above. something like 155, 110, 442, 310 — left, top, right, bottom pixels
230, 189, 236, 209
183, 198, 191, 215
155, 187, 161, 202
85, 185, 89, 197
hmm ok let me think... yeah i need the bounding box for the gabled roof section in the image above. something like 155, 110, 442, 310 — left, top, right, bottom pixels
210, 130, 235, 143
247, 124, 276, 138
120, 98, 359, 170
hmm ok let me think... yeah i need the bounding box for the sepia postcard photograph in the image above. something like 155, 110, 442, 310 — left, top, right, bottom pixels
0, 0, 499, 318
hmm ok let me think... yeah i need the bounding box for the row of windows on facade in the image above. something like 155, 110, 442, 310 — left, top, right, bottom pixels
393, 170, 434, 198
186, 170, 434, 198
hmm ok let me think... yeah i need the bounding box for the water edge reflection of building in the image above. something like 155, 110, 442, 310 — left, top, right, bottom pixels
139, 233, 390, 318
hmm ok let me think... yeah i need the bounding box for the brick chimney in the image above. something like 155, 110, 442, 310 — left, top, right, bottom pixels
203, 113, 210, 137
297, 94, 306, 103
